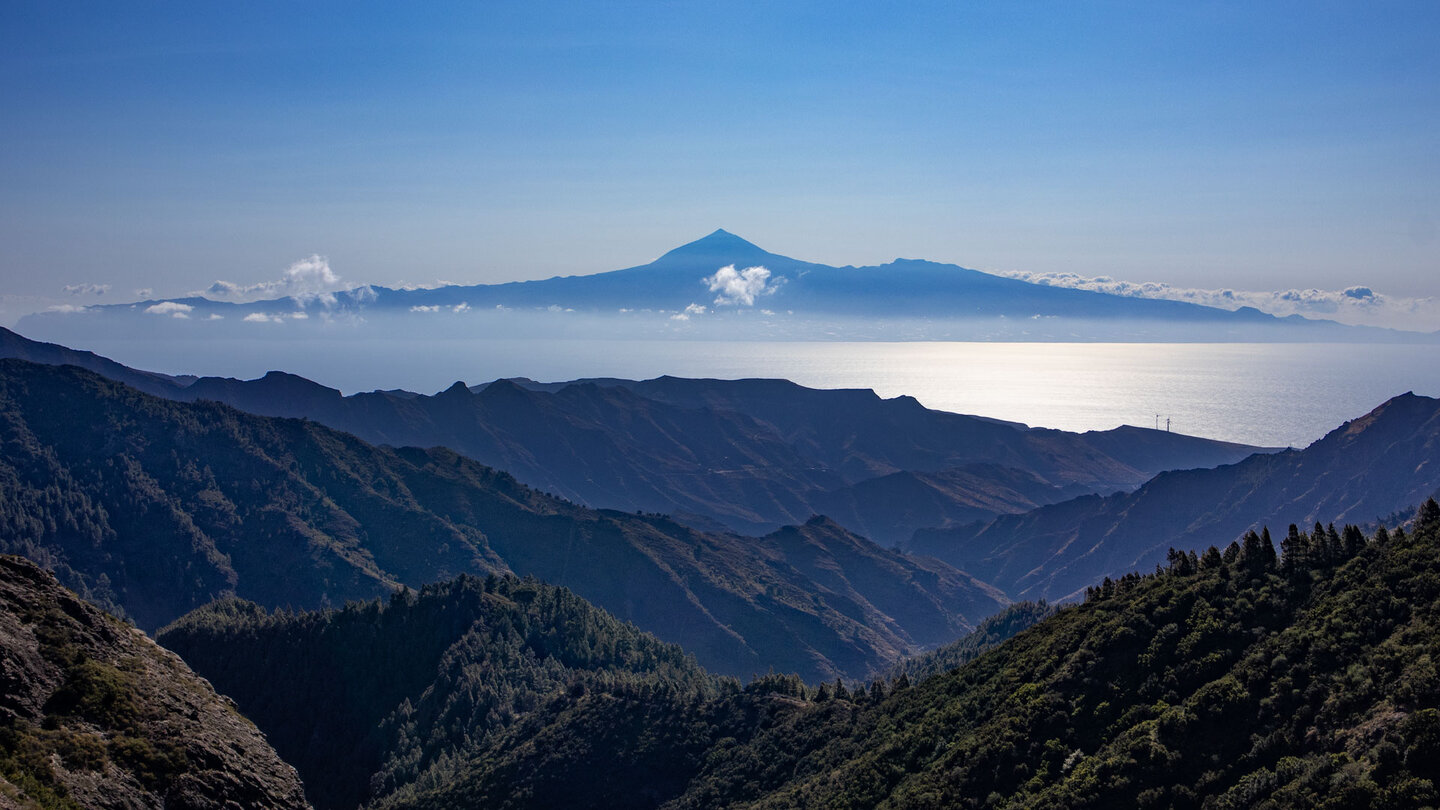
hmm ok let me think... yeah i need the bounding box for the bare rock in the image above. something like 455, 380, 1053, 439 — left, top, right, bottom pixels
0, 555, 311, 809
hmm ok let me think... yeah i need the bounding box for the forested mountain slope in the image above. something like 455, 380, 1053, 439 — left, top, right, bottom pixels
158, 575, 718, 810
913, 392, 1440, 600
376, 502, 1440, 809
0, 555, 310, 809
161, 571, 1045, 810
0, 359, 1003, 680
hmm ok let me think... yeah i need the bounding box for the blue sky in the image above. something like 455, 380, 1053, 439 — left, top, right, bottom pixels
2, 1, 1437, 323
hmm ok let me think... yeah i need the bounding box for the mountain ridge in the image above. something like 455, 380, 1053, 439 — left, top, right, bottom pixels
912, 390, 1440, 600
0, 326, 1267, 544
0, 357, 1004, 681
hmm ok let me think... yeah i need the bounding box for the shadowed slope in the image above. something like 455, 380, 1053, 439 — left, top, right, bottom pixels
0, 359, 1003, 681
914, 392, 1440, 600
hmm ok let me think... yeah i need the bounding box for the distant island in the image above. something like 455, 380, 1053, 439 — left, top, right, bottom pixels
19, 230, 1438, 344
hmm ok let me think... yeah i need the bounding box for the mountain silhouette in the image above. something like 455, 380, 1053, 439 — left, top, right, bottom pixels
0, 326, 1268, 543
17, 233, 1431, 341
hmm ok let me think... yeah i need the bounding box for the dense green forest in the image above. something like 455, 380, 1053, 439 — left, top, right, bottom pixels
160, 571, 1045, 810
160, 499, 1440, 808
376, 502, 1440, 809
158, 574, 723, 810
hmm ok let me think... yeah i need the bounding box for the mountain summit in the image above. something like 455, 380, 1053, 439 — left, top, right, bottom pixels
643, 228, 803, 273
657, 228, 769, 259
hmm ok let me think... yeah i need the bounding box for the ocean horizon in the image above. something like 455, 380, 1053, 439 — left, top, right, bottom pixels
58, 337, 1440, 449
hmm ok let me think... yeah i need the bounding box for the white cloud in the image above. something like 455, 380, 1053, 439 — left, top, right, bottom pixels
452, 302, 470, 313
203, 255, 349, 306
46, 304, 91, 314
145, 302, 194, 319
670, 303, 708, 321
134, 288, 153, 299
411, 305, 441, 313
207, 313, 224, 321
63, 283, 110, 296
705, 265, 774, 306
290, 311, 309, 319
999, 270, 1440, 331
244, 312, 284, 323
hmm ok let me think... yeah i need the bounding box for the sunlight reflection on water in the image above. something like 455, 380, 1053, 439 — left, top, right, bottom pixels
93, 339, 1440, 448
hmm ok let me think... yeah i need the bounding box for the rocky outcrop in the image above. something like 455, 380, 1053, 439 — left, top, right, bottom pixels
0, 554, 310, 809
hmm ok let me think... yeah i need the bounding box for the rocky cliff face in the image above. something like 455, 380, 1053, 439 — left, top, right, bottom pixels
0, 554, 310, 809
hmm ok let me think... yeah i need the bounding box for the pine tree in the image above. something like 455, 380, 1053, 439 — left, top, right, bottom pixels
1200, 547, 1223, 570
1281, 524, 1308, 573
1416, 498, 1440, 534
1341, 524, 1366, 557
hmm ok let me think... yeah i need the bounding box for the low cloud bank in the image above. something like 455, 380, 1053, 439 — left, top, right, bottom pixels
1000, 270, 1440, 331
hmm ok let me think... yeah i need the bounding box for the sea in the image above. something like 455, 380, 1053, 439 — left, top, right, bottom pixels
82, 338, 1440, 450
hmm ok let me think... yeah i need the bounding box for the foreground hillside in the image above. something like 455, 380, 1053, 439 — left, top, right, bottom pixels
914, 391, 1440, 600
0, 555, 310, 809
325, 502, 1439, 809
0, 359, 1003, 680
713, 504, 1440, 808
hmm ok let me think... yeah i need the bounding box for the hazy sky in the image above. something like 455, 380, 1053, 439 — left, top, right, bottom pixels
3, 2, 1438, 321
